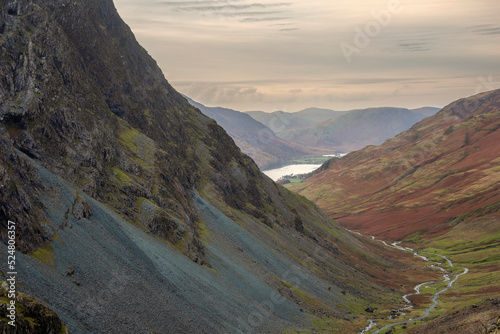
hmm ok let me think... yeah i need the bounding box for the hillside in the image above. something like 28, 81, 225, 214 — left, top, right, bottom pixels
0, 1, 421, 333
294, 91, 500, 239
293, 89, 500, 332
279, 107, 440, 152
187, 98, 315, 169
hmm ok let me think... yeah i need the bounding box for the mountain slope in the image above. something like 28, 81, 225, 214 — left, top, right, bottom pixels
292, 90, 500, 332
294, 90, 500, 239
279, 107, 440, 152
0, 1, 415, 333
187, 98, 314, 169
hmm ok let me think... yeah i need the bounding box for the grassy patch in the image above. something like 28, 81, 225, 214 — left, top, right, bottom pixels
111, 167, 131, 185
276, 278, 331, 311
118, 124, 156, 168
196, 219, 212, 244
30, 243, 55, 267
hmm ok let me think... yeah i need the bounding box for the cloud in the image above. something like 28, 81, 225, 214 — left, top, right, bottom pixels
173, 3, 291, 11
470, 25, 500, 35
215, 11, 290, 17
396, 42, 432, 52
151, 0, 297, 29
155, 1, 244, 6
381, 41, 434, 53
178, 82, 264, 106
240, 17, 291, 22
115, 0, 500, 112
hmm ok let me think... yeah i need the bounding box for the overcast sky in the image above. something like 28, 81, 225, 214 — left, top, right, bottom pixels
114, 0, 500, 112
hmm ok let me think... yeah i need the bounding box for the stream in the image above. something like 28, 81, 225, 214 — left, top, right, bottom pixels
354, 234, 468, 334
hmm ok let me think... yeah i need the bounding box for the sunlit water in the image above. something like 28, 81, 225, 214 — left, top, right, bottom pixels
262, 164, 321, 181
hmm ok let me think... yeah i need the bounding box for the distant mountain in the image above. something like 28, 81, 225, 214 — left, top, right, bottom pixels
187, 98, 318, 169
246, 108, 348, 133
412, 106, 442, 117
278, 107, 440, 152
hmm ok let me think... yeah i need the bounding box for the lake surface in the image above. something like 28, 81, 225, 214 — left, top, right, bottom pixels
262, 164, 322, 181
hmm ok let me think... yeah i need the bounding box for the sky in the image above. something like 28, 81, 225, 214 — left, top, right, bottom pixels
114, 0, 500, 112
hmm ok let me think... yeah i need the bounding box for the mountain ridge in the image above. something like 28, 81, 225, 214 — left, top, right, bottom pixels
278, 107, 440, 152
246, 108, 349, 133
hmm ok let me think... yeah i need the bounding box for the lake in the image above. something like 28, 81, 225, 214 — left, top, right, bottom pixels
262, 164, 322, 181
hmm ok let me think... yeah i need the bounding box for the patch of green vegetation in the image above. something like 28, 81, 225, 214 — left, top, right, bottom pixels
406, 220, 500, 326
276, 278, 331, 311
29, 243, 55, 267
118, 124, 156, 168
197, 219, 212, 244
309, 316, 345, 332
471, 253, 500, 264
111, 167, 131, 185
405, 233, 423, 244
281, 178, 304, 188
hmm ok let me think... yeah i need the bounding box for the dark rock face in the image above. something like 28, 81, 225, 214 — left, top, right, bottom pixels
0, 137, 47, 253
0, 283, 67, 334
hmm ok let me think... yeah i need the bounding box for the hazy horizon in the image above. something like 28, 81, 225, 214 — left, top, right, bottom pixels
114, 0, 500, 112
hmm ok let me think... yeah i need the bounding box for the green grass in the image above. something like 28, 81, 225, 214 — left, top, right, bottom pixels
29, 243, 55, 266
111, 167, 131, 185
118, 124, 156, 168
399, 218, 500, 325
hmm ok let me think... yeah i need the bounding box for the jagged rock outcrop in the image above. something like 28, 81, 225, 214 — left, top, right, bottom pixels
0, 282, 68, 333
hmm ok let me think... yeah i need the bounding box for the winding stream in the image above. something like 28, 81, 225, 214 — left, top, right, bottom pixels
354, 234, 468, 334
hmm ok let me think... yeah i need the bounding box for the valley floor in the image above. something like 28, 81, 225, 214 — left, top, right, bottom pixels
339, 217, 500, 334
